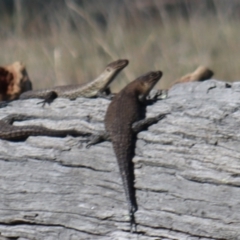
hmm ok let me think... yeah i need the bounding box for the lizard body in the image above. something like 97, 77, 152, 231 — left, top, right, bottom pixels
20, 59, 128, 102
88, 71, 165, 231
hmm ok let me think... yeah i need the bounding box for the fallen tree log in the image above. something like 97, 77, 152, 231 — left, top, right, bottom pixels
0, 79, 240, 240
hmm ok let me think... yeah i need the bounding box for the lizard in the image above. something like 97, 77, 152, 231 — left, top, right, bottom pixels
87, 71, 168, 232
19, 59, 129, 105
147, 65, 214, 100
0, 114, 91, 141
170, 65, 214, 87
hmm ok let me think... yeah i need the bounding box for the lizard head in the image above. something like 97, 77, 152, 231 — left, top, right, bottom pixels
193, 66, 214, 81
134, 71, 162, 101
98, 59, 129, 92
106, 59, 129, 72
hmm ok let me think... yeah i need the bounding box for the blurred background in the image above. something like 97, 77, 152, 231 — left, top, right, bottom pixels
0, 0, 239, 91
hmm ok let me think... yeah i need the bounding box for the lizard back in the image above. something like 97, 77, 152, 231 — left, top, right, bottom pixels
19, 59, 128, 100
105, 90, 141, 213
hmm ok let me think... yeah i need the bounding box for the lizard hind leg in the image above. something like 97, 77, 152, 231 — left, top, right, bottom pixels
37, 91, 58, 107
86, 131, 110, 149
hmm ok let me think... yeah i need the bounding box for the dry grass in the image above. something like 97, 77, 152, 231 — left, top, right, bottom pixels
0, 0, 239, 92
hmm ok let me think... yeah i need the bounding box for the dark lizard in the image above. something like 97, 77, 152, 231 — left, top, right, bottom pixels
19, 59, 129, 105
0, 114, 91, 141
87, 71, 167, 232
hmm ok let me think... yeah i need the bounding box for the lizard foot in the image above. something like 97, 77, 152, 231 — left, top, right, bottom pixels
132, 112, 169, 133
37, 91, 58, 107
86, 132, 110, 148
129, 206, 137, 233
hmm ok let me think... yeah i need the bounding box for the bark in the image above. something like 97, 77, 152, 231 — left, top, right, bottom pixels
0, 80, 240, 240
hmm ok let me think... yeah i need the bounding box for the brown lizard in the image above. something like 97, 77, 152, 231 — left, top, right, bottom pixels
170, 65, 214, 88
148, 66, 214, 100
87, 71, 167, 232
19, 59, 129, 105
0, 114, 91, 141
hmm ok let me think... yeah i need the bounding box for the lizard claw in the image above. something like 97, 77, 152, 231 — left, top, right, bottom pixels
156, 89, 168, 100
156, 112, 170, 121
86, 142, 93, 149
86, 133, 110, 149
86, 135, 102, 149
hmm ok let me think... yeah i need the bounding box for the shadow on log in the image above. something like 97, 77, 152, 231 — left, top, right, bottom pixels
0, 80, 240, 240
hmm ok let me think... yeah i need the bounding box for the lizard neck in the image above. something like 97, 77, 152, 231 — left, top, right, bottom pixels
80, 69, 118, 96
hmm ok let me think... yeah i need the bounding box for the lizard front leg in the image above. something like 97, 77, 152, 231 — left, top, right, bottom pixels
146, 89, 168, 102
96, 88, 115, 100
132, 113, 168, 133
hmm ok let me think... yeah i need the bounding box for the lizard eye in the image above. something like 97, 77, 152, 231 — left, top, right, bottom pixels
106, 68, 111, 72
150, 73, 156, 77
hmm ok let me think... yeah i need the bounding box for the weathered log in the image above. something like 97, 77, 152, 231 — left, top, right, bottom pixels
0, 80, 240, 240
